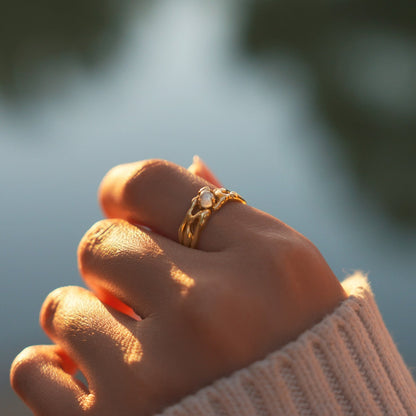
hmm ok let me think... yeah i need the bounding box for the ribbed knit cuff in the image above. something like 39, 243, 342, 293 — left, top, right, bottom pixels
159, 273, 416, 416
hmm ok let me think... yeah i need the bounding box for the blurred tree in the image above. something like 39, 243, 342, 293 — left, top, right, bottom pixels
239, 0, 416, 226
0, 0, 140, 99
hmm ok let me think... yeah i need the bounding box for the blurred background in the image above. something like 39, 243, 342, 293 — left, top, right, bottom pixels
1, 0, 415, 413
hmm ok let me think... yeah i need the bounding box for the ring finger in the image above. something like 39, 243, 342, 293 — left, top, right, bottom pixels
98, 159, 249, 251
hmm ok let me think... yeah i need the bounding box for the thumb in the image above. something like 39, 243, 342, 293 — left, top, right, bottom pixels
187, 155, 222, 187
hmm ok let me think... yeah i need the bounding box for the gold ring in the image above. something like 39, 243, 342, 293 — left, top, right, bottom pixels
178, 186, 246, 248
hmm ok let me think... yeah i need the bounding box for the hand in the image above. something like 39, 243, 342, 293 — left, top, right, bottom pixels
11, 157, 347, 416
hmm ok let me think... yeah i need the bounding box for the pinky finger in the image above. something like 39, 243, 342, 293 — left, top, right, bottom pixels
10, 345, 91, 416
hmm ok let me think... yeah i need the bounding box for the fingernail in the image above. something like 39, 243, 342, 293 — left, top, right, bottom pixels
189, 154, 201, 170
193, 155, 209, 171
193, 155, 200, 164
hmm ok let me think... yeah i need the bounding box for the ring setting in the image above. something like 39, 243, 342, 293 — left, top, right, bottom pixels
178, 186, 246, 248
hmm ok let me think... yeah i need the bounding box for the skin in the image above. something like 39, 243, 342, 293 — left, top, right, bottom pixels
10, 157, 348, 416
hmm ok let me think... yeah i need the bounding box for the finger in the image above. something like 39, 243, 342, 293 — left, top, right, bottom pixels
40, 286, 139, 391
99, 159, 248, 250
78, 218, 192, 317
187, 155, 222, 187
10, 345, 88, 416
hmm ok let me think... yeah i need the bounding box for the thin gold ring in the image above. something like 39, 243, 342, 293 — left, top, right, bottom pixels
178, 186, 246, 248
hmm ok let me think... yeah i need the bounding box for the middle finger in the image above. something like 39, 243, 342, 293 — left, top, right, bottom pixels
77, 218, 194, 317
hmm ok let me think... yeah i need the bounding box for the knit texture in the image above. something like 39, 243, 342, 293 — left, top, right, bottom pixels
159, 273, 416, 415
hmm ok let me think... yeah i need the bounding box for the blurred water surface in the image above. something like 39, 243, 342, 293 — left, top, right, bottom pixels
1, 1, 415, 413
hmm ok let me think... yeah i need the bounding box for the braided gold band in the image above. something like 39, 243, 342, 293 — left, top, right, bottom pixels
178, 186, 246, 248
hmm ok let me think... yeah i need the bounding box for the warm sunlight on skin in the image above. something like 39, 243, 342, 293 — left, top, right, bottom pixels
170, 265, 195, 295
119, 328, 143, 367
10, 158, 348, 416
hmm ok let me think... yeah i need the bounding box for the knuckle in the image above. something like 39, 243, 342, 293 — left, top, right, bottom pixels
122, 159, 176, 207
39, 286, 85, 337
10, 346, 42, 393
39, 287, 66, 333
77, 219, 117, 273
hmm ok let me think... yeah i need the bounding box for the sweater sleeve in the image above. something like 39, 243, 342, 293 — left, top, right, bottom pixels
158, 273, 416, 415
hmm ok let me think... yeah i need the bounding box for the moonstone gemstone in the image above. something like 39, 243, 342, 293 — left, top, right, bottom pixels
200, 190, 214, 208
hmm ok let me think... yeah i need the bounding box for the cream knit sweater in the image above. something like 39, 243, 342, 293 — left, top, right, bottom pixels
159, 273, 416, 415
